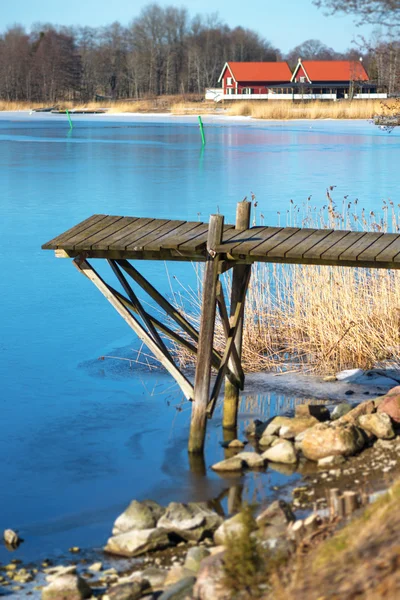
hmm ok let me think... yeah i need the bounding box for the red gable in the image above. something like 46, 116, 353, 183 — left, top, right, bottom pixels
298, 61, 369, 82
219, 62, 292, 83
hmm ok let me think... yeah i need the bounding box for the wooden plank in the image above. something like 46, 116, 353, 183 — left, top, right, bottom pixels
228, 227, 282, 255
42, 214, 107, 249
370, 235, 400, 262
112, 218, 170, 250
303, 230, 351, 260
75, 258, 194, 400
340, 232, 384, 261
216, 226, 268, 255
322, 232, 367, 260
286, 229, 333, 258
267, 228, 318, 258
125, 220, 180, 251
77, 218, 140, 249
144, 221, 197, 251
180, 224, 235, 251
93, 217, 154, 250
151, 222, 206, 251
63, 216, 123, 250
250, 228, 300, 257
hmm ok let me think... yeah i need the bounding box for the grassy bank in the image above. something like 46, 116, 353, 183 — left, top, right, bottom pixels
0, 97, 394, 119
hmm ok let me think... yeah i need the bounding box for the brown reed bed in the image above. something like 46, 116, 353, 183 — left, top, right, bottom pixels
170, 193, 400, 375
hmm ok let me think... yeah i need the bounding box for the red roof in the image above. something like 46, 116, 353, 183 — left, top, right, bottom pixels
224, 62, 292, 83
301, 61, 369, 82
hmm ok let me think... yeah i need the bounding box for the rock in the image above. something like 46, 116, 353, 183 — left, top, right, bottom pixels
69, 547, 80, 554
377, 394, 400, 423
295, 404, 330, 422
112, 500, 165, 535
192, 551, 230, 600
211, 456, 245, 472
3, 529, 20, 548
213, 513, 245, 546
331, 403, 352, 420
157, 503, 223, 542
164, 566, 195, 587
88, 562, 102, 573
41, 574, 92, 600
141, 567, 167, 589
300, 423, 365, 461
279, 416, 320, 439
244, 419, 267, 438
258, 434, 277, 447
335, 400, 375, 425
261, 439, 297, 464
227, 439, 245, 448
107, 580, 148, 600
105, 528, 170, 557
234, 451, 264, 468
159, 576, 197, 600
45, 566, 77, 583
256, 500, 295, 528
317, 455, 346, 467
335, 368, 363, 381
358, 412, 395, 439
184, 546, 210, 573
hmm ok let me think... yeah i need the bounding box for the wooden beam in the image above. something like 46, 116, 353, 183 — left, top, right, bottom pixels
74, 258, 194, 401
223, 200, 251, 430
216, 281, 244, 386
207, 267, 251, 418
188, 214, 224, 453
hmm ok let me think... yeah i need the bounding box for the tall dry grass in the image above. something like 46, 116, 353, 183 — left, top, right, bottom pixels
227, 99, 394, 120
171, 193, 400, 375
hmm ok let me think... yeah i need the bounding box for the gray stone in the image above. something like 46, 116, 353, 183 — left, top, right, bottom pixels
256, 500, 295, 528
159, 576, 197, 600
184, 546, 210, 573
258, 434, 278, 447
45, 566, 77, 583
261, 439, 297, 464
164, 566, 195, 587
358, 413, 395, 440
227, 439, 245, 448
317, 455, 346, 467
300, 423, 365, 461
141, 567, 167, 589
211, 456, 245, 472
213, 513, 245, 546
192, 551, 230, 600
234, 451, 264, 468
108, 580, 148, 600
3, 529, 20, 548
112, 500, 165, 535
331, 403, 352, 420
41, 574, 92, 600
157, 502, 223, 542
105, 528, 170, 557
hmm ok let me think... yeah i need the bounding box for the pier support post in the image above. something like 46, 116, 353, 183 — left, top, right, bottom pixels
223, 200, 251, 430
188, 214, 224, 453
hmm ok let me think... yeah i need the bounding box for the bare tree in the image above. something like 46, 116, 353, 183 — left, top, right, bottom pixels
314, 0, 400, 31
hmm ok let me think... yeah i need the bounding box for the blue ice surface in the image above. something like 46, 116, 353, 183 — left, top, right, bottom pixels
0, 112, 398, 562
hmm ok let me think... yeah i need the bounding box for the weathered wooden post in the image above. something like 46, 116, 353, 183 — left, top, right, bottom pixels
188, 214, 224, 453
223, 200, 251, 430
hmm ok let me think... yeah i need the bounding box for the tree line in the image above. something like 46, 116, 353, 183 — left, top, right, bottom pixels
0, 2, 399, 103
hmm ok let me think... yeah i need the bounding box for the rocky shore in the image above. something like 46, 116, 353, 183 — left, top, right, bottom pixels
2, 380, 400, 599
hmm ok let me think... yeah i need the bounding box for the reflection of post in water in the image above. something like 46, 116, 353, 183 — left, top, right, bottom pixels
228, 484, 244, 514
198, 144, 205, 172
223, 426, 238, 459
188, 451, 206, 476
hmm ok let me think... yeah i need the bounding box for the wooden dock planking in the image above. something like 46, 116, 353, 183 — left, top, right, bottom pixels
73, 217, 140, 250
125, 220, 179, 251
266, 228, 318, 258
358, 234, 400, 262
303, 230, 351, 260
97, 218, 155, 250
61, 216, 124, 250
339, 232, 384, 261
216, 227, 267, 255
178, 224, 235, 252
227, 227, 282, 256
42, 214, 108, 249
285, 229, 333, 259
321, 231, 367, 261
250, 227, 300, 257
145, 221, 202, 251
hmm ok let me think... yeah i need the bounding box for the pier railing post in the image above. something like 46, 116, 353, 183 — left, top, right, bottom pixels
223, 200, 251, 430
188, 214, 224, 453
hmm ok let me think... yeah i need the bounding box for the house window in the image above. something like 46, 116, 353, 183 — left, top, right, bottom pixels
226, 77, 232, 85
226, 88, 234, 95
243, 88, 253, 95
299, 76, 306, 83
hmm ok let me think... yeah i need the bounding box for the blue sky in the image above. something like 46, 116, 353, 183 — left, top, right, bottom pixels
2, 0, 375, 53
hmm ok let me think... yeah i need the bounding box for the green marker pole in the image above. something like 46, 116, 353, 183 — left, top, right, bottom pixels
66, 109, 73, 130
198, 115, 205, 145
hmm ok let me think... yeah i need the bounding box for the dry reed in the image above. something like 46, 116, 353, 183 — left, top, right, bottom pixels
171, 193, 400, 375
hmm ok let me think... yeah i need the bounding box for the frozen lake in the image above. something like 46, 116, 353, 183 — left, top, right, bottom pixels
0, 113, 398, 562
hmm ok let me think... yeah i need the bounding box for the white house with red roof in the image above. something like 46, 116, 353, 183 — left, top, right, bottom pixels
206, 59, 386, 101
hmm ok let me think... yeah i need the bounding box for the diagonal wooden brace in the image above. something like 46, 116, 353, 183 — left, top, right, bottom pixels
216, 281, 245, 388
74, 258, 194, 401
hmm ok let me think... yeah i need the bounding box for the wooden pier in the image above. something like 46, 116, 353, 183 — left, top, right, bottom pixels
43, 202, 400, 453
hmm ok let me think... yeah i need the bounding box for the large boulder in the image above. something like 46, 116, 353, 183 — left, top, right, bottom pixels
377, 394, 400, 424
104, 527, 170, 557
107, 580, 149, 600
112, 500, 165, 535
159, 576, 197, 600
192, 551, 230, 600
157, 502, 223, 542
213, 513, 245, 546
261, 439, 297, 464
358, 413, 395, 439
211, 456, 246, 472
42, 574, 92, 600
279, 417, 320, 439
300, 423, 365, 461
335, 400, 375, 425
184, 546, 211, 573
233, 451, 264, 468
